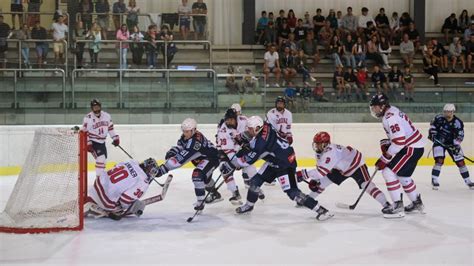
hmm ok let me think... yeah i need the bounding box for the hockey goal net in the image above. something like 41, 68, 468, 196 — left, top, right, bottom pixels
0, 128, 87, 233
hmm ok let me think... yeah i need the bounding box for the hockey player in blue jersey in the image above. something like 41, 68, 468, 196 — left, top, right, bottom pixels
429, 104, 473, 189
153, 118, 223, 211
219, 116, 334, 221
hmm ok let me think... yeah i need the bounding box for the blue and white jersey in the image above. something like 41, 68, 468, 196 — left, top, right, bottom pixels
165, 131, 218, 170
429, 114, 464, 146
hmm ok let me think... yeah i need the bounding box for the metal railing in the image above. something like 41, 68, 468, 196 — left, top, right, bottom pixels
0, 12, 70, 28
0, 68, 66, 109
76, 12, 155, 30
71, 68, 216, 110
216, 73, 267, 110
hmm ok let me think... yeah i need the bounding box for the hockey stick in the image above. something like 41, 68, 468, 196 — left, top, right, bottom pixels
335, 168, 378, 210
426, 147, 432, 158
187, 175, 226, 223
433, 139, 474, 163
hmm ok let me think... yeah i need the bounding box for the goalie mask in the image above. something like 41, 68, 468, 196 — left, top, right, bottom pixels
140, 158, 159, 182
313, 131, 331, 153
369, 93, 390, 119
90, 98, 102, 116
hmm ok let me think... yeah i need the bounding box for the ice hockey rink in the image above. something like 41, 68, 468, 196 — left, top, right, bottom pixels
0, 166, 473, 265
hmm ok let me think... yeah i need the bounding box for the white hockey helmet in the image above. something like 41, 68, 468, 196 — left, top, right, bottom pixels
230, 103, 241, 114
247, 116, 264, 130
181, 118, 197, 132
443, 103, 455, 112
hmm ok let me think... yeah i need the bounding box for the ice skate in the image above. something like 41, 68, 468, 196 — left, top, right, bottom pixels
235, 203, 254, 214
381, 201, 392, 214
193, 200, 205, 211
431, 178, 439, 190
314, 206, 334, 221
229, 189, 242, 205
205, 190, 223, 204
404, 194, 425, 214
383, 197, 405, 219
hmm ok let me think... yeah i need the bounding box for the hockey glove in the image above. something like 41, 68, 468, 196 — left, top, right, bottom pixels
308, 179, 322, 192
286, 135, 294, 145
149, 164, 169, 179
219, 161, 236, 178
112, 136, 120, 147
165, 146, 181, 160
375, 154, 391, 170
380, 139, 391, 153
296, 169, 310, 182
87, 142, 94, 153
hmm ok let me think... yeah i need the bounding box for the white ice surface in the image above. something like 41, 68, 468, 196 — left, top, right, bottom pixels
0, 166, 473, 265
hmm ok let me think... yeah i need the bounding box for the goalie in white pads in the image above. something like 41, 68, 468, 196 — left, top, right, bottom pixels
296, 131, 390, 212
85, 158, 158, 218
370, 93, 425, 218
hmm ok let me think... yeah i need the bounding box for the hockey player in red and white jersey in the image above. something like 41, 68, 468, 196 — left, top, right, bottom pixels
82, 99, 120, 179
266, 96, 293, 145
85, 158, 158, 218
216, 108, 261, 205
296, 132, 390, 212
370, 93, 425, 218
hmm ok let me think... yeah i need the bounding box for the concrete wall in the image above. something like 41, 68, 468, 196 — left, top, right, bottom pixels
1, 123, 472, 175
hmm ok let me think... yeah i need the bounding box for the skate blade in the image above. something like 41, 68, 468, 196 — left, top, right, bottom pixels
206, 197, 224, 204
229, 199, 243, 206
316, 213, 335, 221
432, 186, 439, 190
383, 212, 405, 219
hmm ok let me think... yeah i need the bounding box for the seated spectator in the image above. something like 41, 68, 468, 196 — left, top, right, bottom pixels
402, 65, 415, 102
112, 0, 127, 31
387, 65, 402, 99
342, 34, 356, 69
241, 68, 258, 94
366, 35, 385, 66
458, 10, 469, 33
126, 0, 140, 31
298, 84, 312, 112
225, 66, 239, 93
294, 49, 315, 85
399, 33, 415, 67
318, 20, 334, 51
423, 47, 440, 86
463, 22, 474, 43
390, 12, 401, 44
129, 26, 144, 66
336, 11, 343, 29
441, 13, 458, 43
263, 21, 277, 46
328, 35, 343, 68
399, 12, 413, 33
51, 15, 68, 65
144, 24, 158, 69
280, 46, 297, 84
95, 0, 110, 40
160, 24, 177, 68
302, 12, 313, 30
371, 65, 388, 94
431, 39, 449, 72
299, 31, 320, 70
352, 36, 367, 67
363, 21, 378, 43
287, 10, 297, 30
333, 66, 345, 101
375, 8, 390, 39
313, 81, 328, 102
356, 66, 369, 100
116, 24, 130, 69
327, 10, 338, 30
178, 0, 192, 40
192, 0, 208, 40
277, 19, 291, 47
282, 33, 298, 51
343, 67, 358, 101
268, 12, 275, 23
284, 81, 297, 110
275, 9, 286, 30
263, 44, 281, 87
378, 35, 392, 69
404, 22, 420, 52
294, 19, 307, 41
31, 20, 48, 66
466, 34, 474, 72
448, 37, 466, 73
357, 7, 375, 37
341, 7, 358, 36
313, 8, 325, 38
256, 11, 268, 44
87, 24, 102, 68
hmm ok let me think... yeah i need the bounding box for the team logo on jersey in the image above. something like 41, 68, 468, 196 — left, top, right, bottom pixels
193, 142, 202, 151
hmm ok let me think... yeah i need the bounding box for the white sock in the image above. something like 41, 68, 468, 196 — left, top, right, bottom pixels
363, 181, 388, 206
382, 168, 403, 202
224, 175, 237, 192
399, 177, 419, 202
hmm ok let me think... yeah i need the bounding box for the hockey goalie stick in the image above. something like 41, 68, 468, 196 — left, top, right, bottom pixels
108, 174, 173, 220
335, 169, 378, 210
186, 175, 226, 223
433, 139, 474, 163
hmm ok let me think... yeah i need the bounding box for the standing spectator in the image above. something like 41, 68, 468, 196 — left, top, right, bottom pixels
299, 31, 320, 70
287, 10, 297, 30
10, 0, 24, 30
192, 0, 207, 40
312, 8, 325, 39
79, 0, 94, 31
343, 67, 358, 101
160, 24, 177, 68
358, 7, 375, 37
378, 35, 392, 69
402, 66, 415, 102
27, 0, 43, 27
366, 35, 384, 66
465, 34, 474, 72
464, 23, 474, 43
341, 7, 357, 36
399, 33, 415, 67
112, 0, 126, 31
356, 66, 369, 100
375, 8, 390, 38
371, 65, 388, 94
390, 12, 400, 44
126, 0, 140, 32
302, 12, 313, 30
284, 81, 297, 111
448, 37, 466, 73
0, 16, 11, 69
441, 13, 458, 44
458, 10, 469, 33
294, 49, 315, 85
275, 10, 286, 30
87, 23, 102, 68
116, 24, 129, 69
399, 12, 413, 33
277, 19, 291, 47
51, 15, 68, 66
387, 65, 402, 99
313, 81, 328, 102
263, 21, 277, 46
328, 35, 343, 68
423, 47, 440, 86
342, 34, 356, 69
16, 23, 32, 68
73, 21, 87, 69
241, 68, 257, 94
431, 39, 449, 72
31, 20, 47, 66
95, 0, 110, 40
280, 46, 296, 84
326, 9, 338, 31
144, 24, 158, 69
333, 66, 345, 101
263, 44, 281, 87
352, 36, 367, 67
294, 19, 307, 41
404, 22, 420, 52
129, 25, 144, 66
256, 11, 268, 44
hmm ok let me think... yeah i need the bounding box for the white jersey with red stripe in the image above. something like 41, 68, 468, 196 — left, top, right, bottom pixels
382, 106, 425, 158
90, 160, 150, 211
266, 108, 293, 139
82, 111, 118, 144
216, 115, 248, 160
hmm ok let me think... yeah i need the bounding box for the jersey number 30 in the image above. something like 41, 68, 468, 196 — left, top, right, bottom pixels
107, 166, 129, 184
